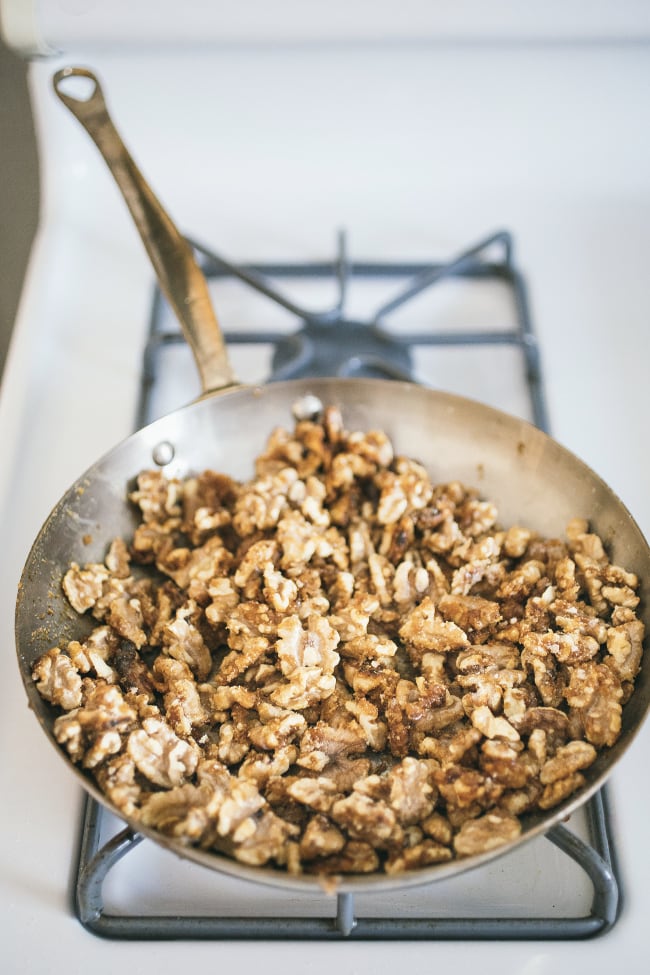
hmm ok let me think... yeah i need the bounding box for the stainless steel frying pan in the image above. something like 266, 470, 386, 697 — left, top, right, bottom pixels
15, 66, 650, 894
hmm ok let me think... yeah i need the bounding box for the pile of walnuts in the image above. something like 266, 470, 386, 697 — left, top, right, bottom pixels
32, 406, 644, 876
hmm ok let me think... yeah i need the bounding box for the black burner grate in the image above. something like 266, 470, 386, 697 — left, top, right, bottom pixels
74, 229, 619, 940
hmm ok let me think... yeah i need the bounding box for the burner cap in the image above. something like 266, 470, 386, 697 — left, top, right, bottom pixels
271, 320, 413, 381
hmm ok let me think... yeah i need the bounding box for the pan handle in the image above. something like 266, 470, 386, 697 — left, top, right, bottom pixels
52, 66, 237, 396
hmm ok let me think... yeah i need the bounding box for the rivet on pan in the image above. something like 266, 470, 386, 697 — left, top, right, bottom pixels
152, 441, 175, 466
292, 394, 323, 422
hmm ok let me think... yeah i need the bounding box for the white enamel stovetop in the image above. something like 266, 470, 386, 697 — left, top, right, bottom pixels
1, 34, 649, 975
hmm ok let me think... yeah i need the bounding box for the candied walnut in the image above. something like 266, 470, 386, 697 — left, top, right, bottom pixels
438, 593, 501, 633
163, 601, 212, 680
104, 590, 148, 649
153, 657, 207, 738
550, 597, 607, 644
330, 792, 401, 847
263, 564, 299, 613
503, 526, 533, 558
456, 642, 522, 675
276, 509, 337, 568
375, 460, 433, 525
160, 535, 232, 591
451, 558, 506, 597
233, 466, 298, 536
82, 730, 124, 769
297, 718, 367, 771
385, 839, 453, 874
113, 638, 155, 699
555, 556, 580, 600
391, 559, 430, 607
496, 561, 544, 600
140, 781, 221, 843
130, 470, 183, 524
434, 766, 500, 810
67, 626, 119, 680
32, 648, 82, 710
418, 725, 482, 765
216, 778, 267, 841
605, 620, 645, 682
314, 840, 380, 875
105, 537, 131, 578
564, 662, 623, 747
182, 470, 238, 544
453, 813, 521, 857
459, 498, 498, 537
224, 600, 277, 655
234, 810, 300, 867
94, 753, 141, 816
330, 592, 379, 641
270, 614, 340, 709
421, 812, 453, 846
54, 681, 136, 763
601, 585, 639, 609
216, 706, 256, 765
127, 716, 200, 788
496, 781, 543, 816
480, 740, 537, 789
538, 772, 586, 810
348, 427, 394, 467
299, 814, 346, 860
521, 636, 565, 708
471, 705, 520, 742
238, 745, 297, 786
540, 740, 597, 784
287, 777, 340, 813
247, 702, 306, 751
399, 597, 470, 656
62, 562, 109, 613
205, 577, 240, 626
375, 757, 436, 825
524, 629, 600, 666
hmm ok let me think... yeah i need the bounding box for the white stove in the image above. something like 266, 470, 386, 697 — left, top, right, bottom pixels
1, 9, 650, 973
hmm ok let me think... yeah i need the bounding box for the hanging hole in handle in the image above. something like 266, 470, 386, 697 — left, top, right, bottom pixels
53, 67, 101, 105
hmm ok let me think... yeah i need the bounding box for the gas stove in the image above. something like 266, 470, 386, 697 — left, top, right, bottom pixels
74, 229, 616, 940
1, 34, 649, 975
